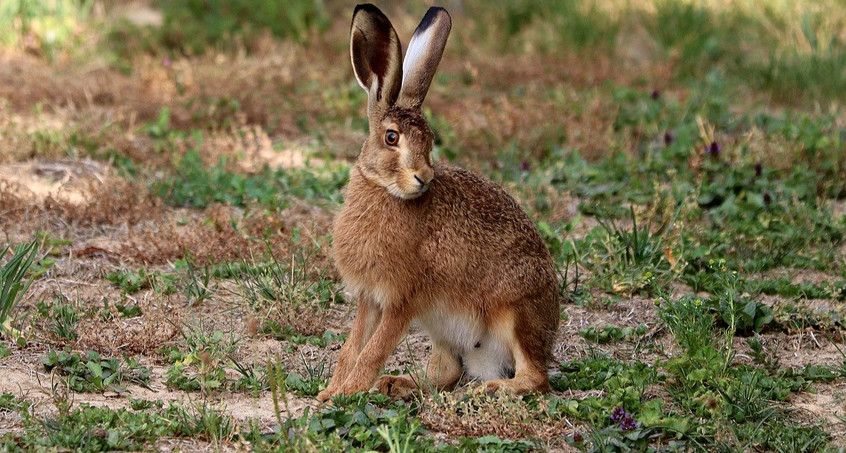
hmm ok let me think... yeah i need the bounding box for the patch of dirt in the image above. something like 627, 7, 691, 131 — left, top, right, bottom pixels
789, 381, 846, 446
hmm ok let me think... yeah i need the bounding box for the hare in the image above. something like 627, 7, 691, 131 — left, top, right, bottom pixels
316, 4, 559, 402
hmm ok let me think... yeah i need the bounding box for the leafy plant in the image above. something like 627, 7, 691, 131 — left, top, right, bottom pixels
241, 234, 340, 338
164, 324, 236, 392
579, 324, 647, 344
49, 302, 80, 340
42, 349, 151, 393
0, 240, 38, 336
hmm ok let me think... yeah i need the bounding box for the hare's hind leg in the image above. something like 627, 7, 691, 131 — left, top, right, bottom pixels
375, 341, 462, 399
484, 308, 550, 394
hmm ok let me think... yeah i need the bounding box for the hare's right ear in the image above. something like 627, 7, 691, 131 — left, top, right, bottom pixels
351, 4, 403, 119
397, 7, 451, 110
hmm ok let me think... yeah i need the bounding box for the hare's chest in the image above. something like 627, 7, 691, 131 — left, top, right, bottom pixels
332, 203, 422, 307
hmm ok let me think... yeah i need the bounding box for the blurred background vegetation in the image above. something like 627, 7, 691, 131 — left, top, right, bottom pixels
1, 0, 844, 103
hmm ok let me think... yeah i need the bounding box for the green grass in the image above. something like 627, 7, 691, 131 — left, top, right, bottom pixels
0, 240, 38, 336
151, 149, 347, 209
0, 401, 235, 451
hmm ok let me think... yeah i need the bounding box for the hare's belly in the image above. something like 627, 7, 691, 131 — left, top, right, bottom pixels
416, 309, 515, 381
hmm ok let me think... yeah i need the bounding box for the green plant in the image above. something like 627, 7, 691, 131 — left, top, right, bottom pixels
115, 302, 142, 318
241, 233, 339, 338
176, 257, 216, 306
107, 268, 179, 295
42, 349, 151, 393
151, 150, 347, 209
565, 204, 682, 297
231, 360, 267, 397
0, 240, 38, 336
579, 324, 647, 344
50, 302, 80, 341
164, 323, 236, 392
156, 0, 329, 54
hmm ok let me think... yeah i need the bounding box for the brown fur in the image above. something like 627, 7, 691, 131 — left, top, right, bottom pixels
317, 5, 559, 402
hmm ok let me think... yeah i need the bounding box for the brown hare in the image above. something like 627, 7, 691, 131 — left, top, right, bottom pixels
316, 4, 559, 402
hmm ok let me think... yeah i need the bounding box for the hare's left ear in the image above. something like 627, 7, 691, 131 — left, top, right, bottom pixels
397, 7, 451, 110
351, 4, 403, 118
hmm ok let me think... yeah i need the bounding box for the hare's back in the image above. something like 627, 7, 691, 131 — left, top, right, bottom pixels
421, 165, 554, 291
427, 165, 547, 253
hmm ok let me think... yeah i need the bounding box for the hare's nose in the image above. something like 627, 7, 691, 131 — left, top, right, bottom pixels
416, 168, 435, 186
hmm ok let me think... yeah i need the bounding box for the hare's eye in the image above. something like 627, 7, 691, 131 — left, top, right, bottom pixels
385, 130, 399, 146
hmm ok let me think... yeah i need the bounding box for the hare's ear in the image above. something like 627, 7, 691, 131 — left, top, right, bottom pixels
351, 4, 403, 118
397, 7, 451, 110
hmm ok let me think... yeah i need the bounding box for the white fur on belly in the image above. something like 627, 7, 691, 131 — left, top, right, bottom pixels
416, 308, 514, 381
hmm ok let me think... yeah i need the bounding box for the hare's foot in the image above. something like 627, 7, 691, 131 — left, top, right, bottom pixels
316, 386, 339, 402
425, 342, 463, 390
375, 374, 418, 399
484, 370, 548, 394
483, 309, 550, 395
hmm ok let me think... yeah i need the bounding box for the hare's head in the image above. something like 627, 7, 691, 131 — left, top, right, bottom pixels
350, 4, 451, 200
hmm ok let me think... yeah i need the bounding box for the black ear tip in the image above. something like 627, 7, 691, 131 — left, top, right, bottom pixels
419, 7, 452, 30
426, 6, 451, 17
354, 4, 382, 15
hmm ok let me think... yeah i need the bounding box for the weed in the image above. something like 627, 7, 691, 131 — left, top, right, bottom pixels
467, 0, 619, 53
0, 392, 31, 414
0, 400, 238, 451
164, 323, 236, 392
231, 359, 267, 397
568, 205, 681, 296
128, 397, 162, 411
156, 0, 329, 54
42, 349, 151, 393
579, 324, 647, 344
114, 302, 142, 318
0, 240, 38, 337
175, 257, 216, 306
106, 267, 178, 295
241, 234, 339, 338
50, 302, 80, 340
748, 277, 846, 301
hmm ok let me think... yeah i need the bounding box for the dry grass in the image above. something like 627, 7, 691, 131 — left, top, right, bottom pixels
420, 388, 574, 449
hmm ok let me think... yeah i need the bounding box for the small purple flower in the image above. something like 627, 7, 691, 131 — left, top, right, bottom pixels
163, 57, 172, 67
664, 131, 674, 146
520, 160, 532, 172
620, 414, 639, 431
650, 89, 660, 100
754, 163, 762, 177
611, 406, 627, 422
708, 141, 721, 157
611, 407, 639, 431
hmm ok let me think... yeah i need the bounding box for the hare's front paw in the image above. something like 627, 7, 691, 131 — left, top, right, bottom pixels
316, 386, 337, 403
375, 375, 417, 399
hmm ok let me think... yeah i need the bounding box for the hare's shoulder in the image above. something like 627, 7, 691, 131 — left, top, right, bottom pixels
428, 164, 537, 233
